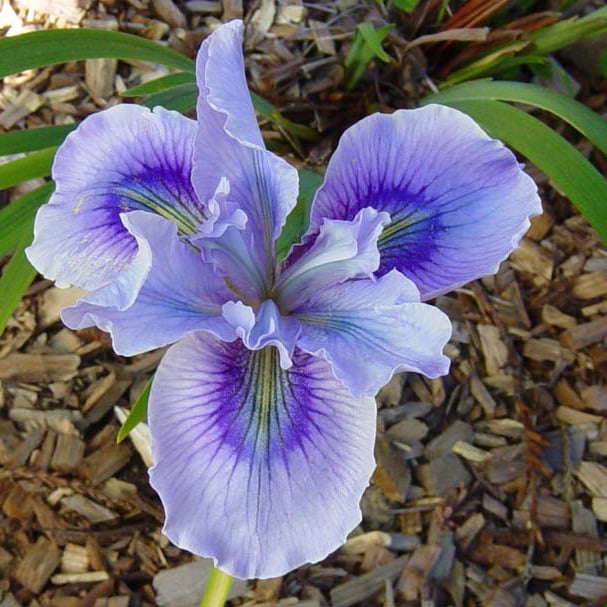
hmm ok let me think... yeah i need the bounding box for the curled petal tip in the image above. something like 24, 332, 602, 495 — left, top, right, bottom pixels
278, 207, 390, 309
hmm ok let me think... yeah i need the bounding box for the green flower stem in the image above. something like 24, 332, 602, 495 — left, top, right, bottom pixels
200, 567, 233, 607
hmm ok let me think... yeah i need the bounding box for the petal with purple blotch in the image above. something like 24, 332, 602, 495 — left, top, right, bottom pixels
291, 270, 452, 397
148, 332, 376, 579
308, 105, 541, 300
26, 105, 202, 291
62, 212, 239, 356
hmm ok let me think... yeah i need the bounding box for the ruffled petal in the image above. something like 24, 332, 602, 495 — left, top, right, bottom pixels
276, 207, 390, 310
62, 212, 237, 356
192, 21, 299, 295
309, 105, 541, 300
244, 299, 300, 369
196, 20, 263, 148
149, 332, 376, 579
27, 105, 201, 291
292, 270, 452, 397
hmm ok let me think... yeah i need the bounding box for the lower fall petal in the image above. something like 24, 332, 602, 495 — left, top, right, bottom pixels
148, 332, 376, 579
27, 105, 201, 291
309, 105, 541, 300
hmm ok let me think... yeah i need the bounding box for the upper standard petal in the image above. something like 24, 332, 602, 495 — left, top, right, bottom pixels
196, 20, 263, 148
149, 333, 376, 579
308, 105, 542, 300
26, 105, 201, 291
192, 21, 299, 296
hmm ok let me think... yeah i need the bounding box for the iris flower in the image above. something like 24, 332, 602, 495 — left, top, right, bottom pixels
26, 21, 540, 579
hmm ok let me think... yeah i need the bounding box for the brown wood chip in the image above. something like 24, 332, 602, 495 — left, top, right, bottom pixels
331, 555, 408, 607
61, 495, 118, 524
572, 271, 607, 299
15, 537, 61, 594
77, 443, 131, 485
51, 433, 85, 472
0, 353, 80, 383
560, 316, 607, 350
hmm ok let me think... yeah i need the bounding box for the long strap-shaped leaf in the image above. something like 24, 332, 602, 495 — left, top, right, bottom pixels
0, 29, 194, 78
121, 72, 196, 97
0, 124, 77, 156
423, 80, 607, 155
0, 182, 54, 258
141, 83, 199, 113
0, 222, 38, 336
433, 99, 607, 243
0, 147, 55, 191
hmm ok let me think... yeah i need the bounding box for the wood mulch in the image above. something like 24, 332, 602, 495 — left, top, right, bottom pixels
1, 0, 607, 606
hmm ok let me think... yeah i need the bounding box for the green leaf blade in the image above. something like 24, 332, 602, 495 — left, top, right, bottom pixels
601, 48, 607, 77
141, 83, 199, 112
276, 169, 323, 261
0, 182, 54, 258
0, 124, 76, 156
117, 378, 152, 443
0, 29, 194, 79
344, 24, 395, 90
423, 80, 607, 155
121, 72, 195, 97
393, 0, 420, 13
430, 99, 607, 243
357, 23, 394, 63
0, 147, 55, 191
0, 227, 38, 337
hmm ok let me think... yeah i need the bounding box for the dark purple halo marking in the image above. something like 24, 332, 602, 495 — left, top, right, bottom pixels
148, 331, 376, 579
27, 105, 201, 292
308, 105, 542, 300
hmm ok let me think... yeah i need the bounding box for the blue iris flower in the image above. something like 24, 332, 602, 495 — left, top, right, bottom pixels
26, 21, 540, 579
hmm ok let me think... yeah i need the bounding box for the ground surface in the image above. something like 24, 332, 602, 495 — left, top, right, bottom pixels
1, 1, 607, 606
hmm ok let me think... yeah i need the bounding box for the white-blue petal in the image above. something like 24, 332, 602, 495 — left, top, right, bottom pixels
62, 212, 238, 355
149, 333, 377, 579
291, 270, 452, 397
